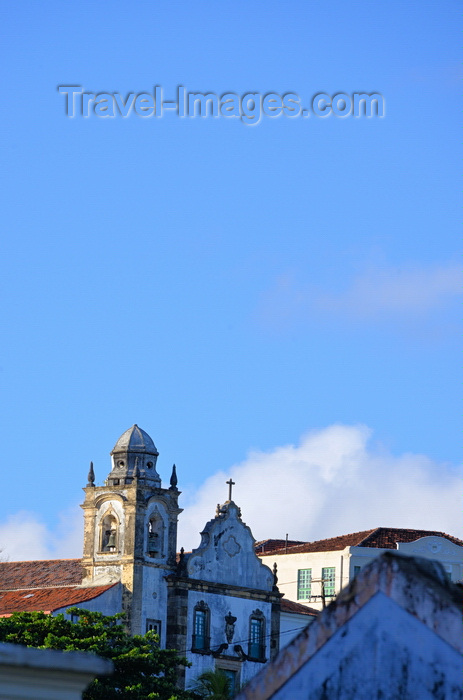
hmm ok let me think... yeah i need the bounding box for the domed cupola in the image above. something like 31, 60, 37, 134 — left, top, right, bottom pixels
107, 424, 161, 486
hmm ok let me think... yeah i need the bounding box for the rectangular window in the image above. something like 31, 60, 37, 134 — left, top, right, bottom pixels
297, 569, 312, 599
322, 567, 336, 597
354, 566, 361, 577
248, 617, 265, 660
222, 669, 238, 695
216, 665, 241, 694
193, 608, 210, 651
146, 619, 161, 645
195, 610, 206, 645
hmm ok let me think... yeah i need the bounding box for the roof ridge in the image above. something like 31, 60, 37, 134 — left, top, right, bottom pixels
0, 582, 116, 593
0, 584, 85, 592
359, 527, 463, 546
357, 527, 383, 545
275, 528, 378, 553
0, 558, 82, 565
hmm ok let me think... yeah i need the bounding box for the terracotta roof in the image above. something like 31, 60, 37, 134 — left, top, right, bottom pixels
359, 528, 463, 549
258, 528, 463, 556
254, 539, 305, 554
0, 559, 84, 591
280, 599, 318, 617
0, 584, 117, 615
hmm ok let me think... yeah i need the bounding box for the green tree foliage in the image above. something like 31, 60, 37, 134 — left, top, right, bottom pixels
190, 669, 234, 699
0, 607, 194, 700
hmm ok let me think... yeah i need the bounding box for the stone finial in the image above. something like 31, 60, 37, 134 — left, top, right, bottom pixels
87, 461, 95, 487
273, 562, 278, 587
169, 464, 178, 490
177, 546, 187, 576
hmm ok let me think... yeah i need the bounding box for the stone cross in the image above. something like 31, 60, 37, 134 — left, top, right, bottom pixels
226, 478, 235, 501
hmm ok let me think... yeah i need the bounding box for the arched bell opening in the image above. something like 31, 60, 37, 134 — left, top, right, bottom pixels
100, 512, 119, 553
146, 511, 165, 558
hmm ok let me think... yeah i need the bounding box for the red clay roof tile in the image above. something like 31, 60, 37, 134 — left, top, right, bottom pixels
254, 539, 305, 554
280, 599, 318, 616
0, 584, 117, 615
0, 559, 84, 591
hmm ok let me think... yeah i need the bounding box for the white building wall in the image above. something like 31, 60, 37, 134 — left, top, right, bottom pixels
264, 550, 348, 610
349, 537, 463, 581
279, 612, 314, 647
397, 536, 463, 581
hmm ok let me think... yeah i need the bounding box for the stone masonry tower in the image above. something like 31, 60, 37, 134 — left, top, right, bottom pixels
81, 425, 182, 640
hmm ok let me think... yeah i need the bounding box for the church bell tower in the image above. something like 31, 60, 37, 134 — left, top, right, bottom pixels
81, 425, 182, 639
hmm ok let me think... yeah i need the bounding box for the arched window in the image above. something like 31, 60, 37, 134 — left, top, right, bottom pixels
100, 512, 118, 552
192, 601, 210, 652
248, 609, 265, 661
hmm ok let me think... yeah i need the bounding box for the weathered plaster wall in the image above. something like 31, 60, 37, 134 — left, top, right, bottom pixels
271, 594, 463, 700
81, 479, 180, 637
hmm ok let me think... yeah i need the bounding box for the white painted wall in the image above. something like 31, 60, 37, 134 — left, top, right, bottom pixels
279, 612, 313, 647
263, 550, 347, 610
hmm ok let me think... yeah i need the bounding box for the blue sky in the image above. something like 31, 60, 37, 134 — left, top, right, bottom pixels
0, 1, 460, 558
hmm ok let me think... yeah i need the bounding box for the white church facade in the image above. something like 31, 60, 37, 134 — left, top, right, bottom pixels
0, 425, 299, 693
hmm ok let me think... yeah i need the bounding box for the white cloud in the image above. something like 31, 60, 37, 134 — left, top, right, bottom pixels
316, 264, 462, 319
0, 507, 83, 562
1, 426, 460, 560
257, 262, 462, 332
178, 425, 461, 551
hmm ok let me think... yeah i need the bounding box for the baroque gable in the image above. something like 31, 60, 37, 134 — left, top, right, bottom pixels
187, 501, 274, 590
